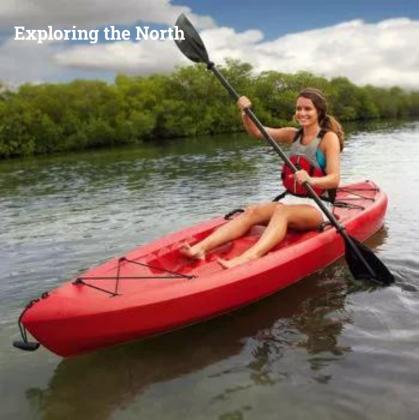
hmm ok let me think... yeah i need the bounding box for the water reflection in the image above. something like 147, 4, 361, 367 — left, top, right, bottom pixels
27, 264, 353, 420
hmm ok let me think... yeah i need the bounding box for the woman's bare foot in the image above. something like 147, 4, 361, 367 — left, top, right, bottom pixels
217, 254, 257, 269
179, 243, 206, 260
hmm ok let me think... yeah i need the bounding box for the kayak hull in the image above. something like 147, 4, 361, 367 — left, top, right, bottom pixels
21, 181, 388, 357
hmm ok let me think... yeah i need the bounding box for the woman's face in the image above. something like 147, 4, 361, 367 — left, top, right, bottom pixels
295, 96, 319, 128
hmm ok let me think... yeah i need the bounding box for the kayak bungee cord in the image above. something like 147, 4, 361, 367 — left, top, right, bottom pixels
13, 257, 195, 351
74, 256, 195, 296
331, 185, 379, 208
336, 186, 378, 201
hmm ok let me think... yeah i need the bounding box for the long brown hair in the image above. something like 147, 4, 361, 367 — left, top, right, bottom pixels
298, 88, 344, 151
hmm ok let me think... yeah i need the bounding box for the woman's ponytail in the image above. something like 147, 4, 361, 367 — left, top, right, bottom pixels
321, 114, 344, 151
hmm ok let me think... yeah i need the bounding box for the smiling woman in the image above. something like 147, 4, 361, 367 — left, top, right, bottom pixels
181, 88, 344, 268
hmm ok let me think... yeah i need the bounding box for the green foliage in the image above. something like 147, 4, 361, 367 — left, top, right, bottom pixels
1, 61, 418, 159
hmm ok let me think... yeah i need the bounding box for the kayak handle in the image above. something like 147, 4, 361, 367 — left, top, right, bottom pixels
12, 293, 49, 352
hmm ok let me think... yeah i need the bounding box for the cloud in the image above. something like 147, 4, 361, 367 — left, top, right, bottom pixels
53, 17, 419, 88
55, 40, 185, 75
0, 0, 214, 84
53, 27, 264, 75
0, 38, 62, 84
1, 5, 419, 89
250, 18, 419, 88
0, 0, 214, 30
0, 37, 116, 85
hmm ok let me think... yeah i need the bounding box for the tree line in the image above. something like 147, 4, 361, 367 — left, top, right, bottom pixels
1, 59, 419, 159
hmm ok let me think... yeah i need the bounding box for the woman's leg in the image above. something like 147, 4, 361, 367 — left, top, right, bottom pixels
218, 204, 323, 268
180, 202, 279, 259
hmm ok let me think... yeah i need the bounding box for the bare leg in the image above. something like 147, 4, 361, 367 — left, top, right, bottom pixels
218, 204, 323, 268
180, 203, 278, 259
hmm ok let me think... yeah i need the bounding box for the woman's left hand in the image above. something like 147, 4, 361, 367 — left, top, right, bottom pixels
294, 170, 312, 185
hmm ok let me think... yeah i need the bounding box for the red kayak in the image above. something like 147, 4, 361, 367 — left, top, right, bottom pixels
17, 180, 387, 357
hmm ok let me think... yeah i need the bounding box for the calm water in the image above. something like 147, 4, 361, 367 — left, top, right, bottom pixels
1, 121, 418, 420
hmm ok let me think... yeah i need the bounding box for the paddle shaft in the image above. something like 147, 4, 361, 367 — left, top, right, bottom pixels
209, 64, 377, 279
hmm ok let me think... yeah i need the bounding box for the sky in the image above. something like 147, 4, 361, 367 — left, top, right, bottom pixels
1, 0, 419, 88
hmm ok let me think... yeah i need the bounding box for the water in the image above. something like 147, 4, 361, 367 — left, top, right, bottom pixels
1, 121, 418, 419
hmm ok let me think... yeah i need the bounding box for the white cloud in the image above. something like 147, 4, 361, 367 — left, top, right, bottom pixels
53, 17, 419, 88
248, 17, 419, 88
0, 37, 117, 85
1, 7, 419, 89
0, 38, 61, 84
55, 39, 187, 75
0, 0, 213, 84
53, 26, 264, 75
0, 0, 214, 30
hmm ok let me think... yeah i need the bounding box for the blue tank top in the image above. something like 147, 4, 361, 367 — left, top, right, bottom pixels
316, 149, 326, 170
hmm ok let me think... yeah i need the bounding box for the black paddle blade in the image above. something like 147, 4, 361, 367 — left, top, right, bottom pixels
175, 14, 210, 64
344, 235, 394, 286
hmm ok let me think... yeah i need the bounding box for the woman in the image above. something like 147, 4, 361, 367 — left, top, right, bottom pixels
181, 88, 344, 268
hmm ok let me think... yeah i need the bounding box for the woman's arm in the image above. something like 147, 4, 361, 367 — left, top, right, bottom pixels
238, 96, 296, 144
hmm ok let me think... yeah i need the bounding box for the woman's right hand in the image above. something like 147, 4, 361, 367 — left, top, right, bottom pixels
237, 96, 252, 113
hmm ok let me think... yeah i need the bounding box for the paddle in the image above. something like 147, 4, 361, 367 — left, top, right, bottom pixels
174, 14, 394, 286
